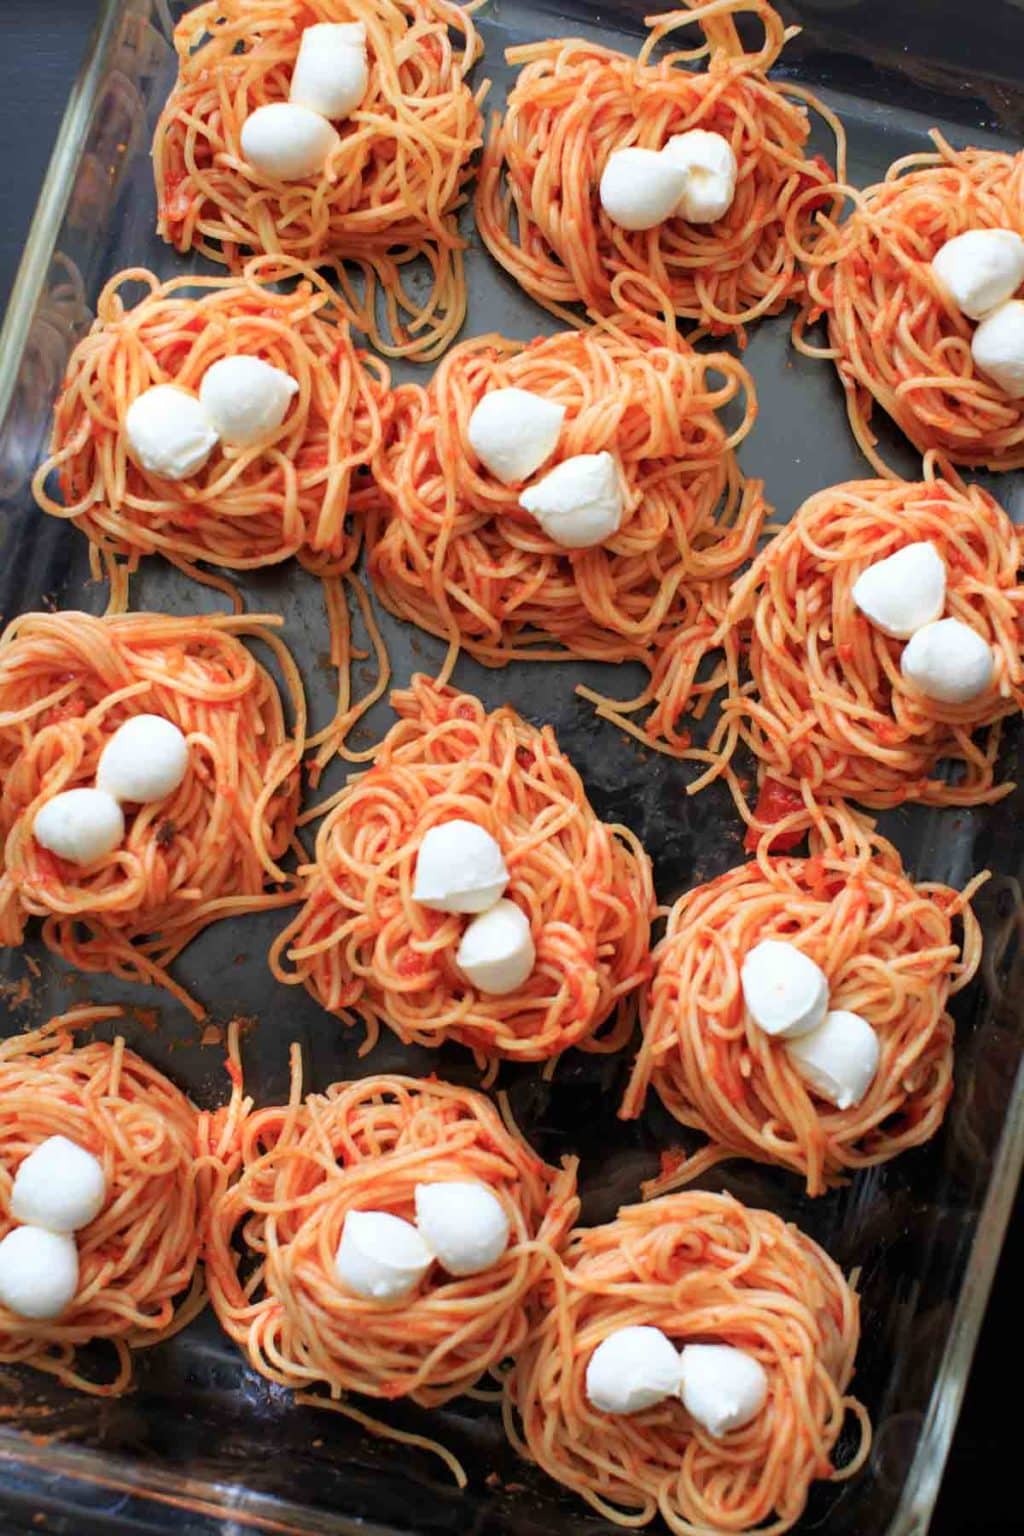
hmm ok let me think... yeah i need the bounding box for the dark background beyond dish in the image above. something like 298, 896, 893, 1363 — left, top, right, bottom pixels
0, 1, 1020, 1532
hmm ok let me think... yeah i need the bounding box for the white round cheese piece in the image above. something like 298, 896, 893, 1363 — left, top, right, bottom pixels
33, 788, 125, 866
599, 147, 688, 232
678, 1343, 768, 1437
335, 1210, 433, 1302
971, 298, 1024, 398
414, 1181, 511, 1276
467, 387, 566, 486
240, 102, 341, 182
786, 1009, 881, 1110
662, 129, 738, 224
931, 228, 1024, 320
900, 617, 995, 704
290, 22, 369, 120
412, 820, 509, 913
519, 451, 624, 549
10, 1135, 107, 1233
0, 1226, 79, 1320
125, 384, 219, 481
456, 899, 535, 996
97, 715, 189, 805
198, 356, 299, 447
586, 1325, 683, 1415
851, 541, 947, 639
740, 939, 829, 1040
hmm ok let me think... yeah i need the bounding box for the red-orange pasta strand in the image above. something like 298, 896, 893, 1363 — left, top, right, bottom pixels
152, 0, 487, 361
269, 675, 655, 1061
0, 611, 305, 1017
503, 1190, 869, 1535
622, 808, 984, 1197
368, 313, 766, 761
476, 1, 844, 338
795, 132, 1024, 473
707, 470, 1024, 812
205, 1059, 579, 1415
31, 258, 391, 604
0, 1007, 247, 1396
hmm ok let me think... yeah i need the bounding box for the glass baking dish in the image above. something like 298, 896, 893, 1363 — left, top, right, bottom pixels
1, 1, 1023, 1531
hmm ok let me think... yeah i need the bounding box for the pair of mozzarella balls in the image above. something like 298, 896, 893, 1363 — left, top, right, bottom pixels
851, 540, 995, 706
586, 1325, 768, 1438
599, 129, 739, 232
740, 940, 880, 1111
125, 355, 299, 482
412, 819, 536, 995
33, 713, 190, 867
466, 387, 624, 550
241, 23, 369, 182
336, 1181, 511, 1302
931, 228, 1024, 398
0, 1135, 106, 1321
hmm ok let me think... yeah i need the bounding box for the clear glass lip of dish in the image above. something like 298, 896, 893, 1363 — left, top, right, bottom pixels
1, 2, 1023, 1533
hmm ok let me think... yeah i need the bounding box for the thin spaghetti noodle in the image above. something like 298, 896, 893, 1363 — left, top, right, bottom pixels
205, 1056, 579, 1416
622, 808, 984, 1197
152, 0, 486, 360
503, 1189, 869, 1535
31, 258, 390, 610
269, 675, 655, 1061
476, 1, 843, 338
368, 313, 766, 748
709, 469, 1024, 812
0, 610, 305, 1017
0, 1007, 248, 1395
796, 132, 1024, 473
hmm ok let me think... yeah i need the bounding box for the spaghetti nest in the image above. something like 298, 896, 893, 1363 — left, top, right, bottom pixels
797, 133, 1024, 472
476, 0, 841, 337
270, 675, 655, 1061
153, 0, 486, 360
32, 258, 390, 606
0, 610, 305, 1017
503, 1190, 868, 1535
622, 810, 984, 1197
368, 314, 765, 739
0, 1007, 247, 1395
206, 1061, 579, 1413
712, 471, 1024, 811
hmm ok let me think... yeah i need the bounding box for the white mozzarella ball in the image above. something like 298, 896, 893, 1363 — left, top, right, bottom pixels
198, 356, 299, 447
241, 102, 341, 182
586, 1325, 683, 1415
740, 939, 828, 1040
290, 22, 368, 120
662, 129, 738, 224
971, 298, 1024, 398
414, 1181, 511, 1276
0, 1226, 79, 1320
599, 147, 688, 232
125, 384, 219, 481
97, 715, 189, 805
678, 1343, 768, 1437
467, 387, 566, 486
10, 1135, 107, 1233
412, 820, 509, 913
931, 229, 1024, 320
335, 1210, 433, 1302
519, 451, 624, 549
33, 788, 125, 866
456, 900, 535, 996
851, 541, 947, 639
900, 617, 995, 704
785, 1009, 881, 1110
